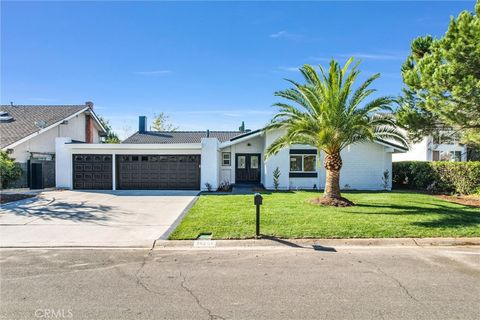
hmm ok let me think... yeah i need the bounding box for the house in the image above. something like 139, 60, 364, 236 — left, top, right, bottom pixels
0, 102, 106, 188
55, 116, 407, 191
392, 131, 468, 162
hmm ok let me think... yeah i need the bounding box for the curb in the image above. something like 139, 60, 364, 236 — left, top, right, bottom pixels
154, 237, 480, 250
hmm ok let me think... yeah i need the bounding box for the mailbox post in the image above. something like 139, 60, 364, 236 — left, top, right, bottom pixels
254, 193, 263, 238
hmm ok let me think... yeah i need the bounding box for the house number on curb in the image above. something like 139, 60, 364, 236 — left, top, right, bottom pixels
193, 240, 216, 248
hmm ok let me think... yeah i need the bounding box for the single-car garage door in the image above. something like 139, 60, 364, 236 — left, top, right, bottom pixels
73, 154, 113, 189
116, 155, 200, 190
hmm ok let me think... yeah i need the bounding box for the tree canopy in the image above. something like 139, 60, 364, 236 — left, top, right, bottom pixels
397, 1, 480, 144
151, 112, 178, 132
98, 116, 120, 143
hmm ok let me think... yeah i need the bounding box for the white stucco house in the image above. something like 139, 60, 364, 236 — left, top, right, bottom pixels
0, 102, 106, 188
392, 132, 468, 162
55, 116, 407, 191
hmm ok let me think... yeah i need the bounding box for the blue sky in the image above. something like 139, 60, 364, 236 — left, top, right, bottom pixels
1, 1, 475, 138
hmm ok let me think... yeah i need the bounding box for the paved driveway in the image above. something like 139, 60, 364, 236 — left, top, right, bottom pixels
0, 190, 198, 247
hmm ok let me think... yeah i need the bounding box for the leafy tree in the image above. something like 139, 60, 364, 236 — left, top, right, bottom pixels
397, 1, 480, 144
151, 112, 178, 132
0, 151, 23, 189
98, 116, 120, 143
266, 58, 408, 206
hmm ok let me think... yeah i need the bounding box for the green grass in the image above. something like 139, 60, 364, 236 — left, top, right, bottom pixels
168, 191, 480, 239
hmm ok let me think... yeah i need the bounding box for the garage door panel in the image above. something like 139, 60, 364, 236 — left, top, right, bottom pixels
73, 154, 112, 190
116, 154, 200, 190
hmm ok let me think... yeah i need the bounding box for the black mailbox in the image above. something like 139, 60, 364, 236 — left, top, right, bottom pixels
254, 193, 263, 205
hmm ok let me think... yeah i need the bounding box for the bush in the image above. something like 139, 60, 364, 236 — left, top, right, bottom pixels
0, 151, 23, 189
392, 161, 480, 194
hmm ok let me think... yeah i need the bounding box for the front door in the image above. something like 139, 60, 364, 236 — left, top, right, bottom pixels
235, 154, 261, 183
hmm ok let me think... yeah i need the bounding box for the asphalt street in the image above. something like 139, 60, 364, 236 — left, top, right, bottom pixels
1, 246, 479, 320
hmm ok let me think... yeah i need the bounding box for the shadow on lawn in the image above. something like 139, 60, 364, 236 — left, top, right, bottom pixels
352, 203, 480, 229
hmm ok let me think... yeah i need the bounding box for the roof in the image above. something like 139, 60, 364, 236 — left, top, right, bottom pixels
375, 138, 408, 152
0, 105, 98, 148
122, 131, 244, 144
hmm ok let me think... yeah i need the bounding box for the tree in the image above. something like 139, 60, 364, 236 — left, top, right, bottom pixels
151, 112, 178, 131
0, 151, 23, 189
266, 58, 408, 206
98, 116, 120, 143
239, 121, 245, 132
397, 1, 480, 144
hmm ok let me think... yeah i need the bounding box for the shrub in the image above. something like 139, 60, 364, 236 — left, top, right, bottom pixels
204, 182, 212, 192
392, 161, 480, 194
381, 170, 390, 190
217, 180, 232, 192
273, 167, 281, 190
0, 151, 23, 189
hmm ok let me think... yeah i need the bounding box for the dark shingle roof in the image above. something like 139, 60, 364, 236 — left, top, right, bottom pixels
0, 105, 87, 148
122, 131, 244, 144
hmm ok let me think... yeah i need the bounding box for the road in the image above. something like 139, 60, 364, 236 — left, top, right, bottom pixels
1, 246, 479, 320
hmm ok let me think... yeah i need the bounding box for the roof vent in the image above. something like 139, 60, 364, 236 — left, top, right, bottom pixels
0, 112, 13, 122
35, 120, 47, 129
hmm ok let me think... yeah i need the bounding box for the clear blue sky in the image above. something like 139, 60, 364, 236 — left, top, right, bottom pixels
1, 1, 475, 138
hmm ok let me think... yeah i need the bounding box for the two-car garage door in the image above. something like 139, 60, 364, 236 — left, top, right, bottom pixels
73, 154, 200, 190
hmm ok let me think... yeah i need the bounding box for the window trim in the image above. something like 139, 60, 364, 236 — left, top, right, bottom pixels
222, 152, 231, 166
289, 154, 317, 173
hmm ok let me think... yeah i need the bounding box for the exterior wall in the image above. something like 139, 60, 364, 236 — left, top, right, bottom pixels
201, 138, 220, 191
264, 129, 394, 191
433, 143, 468, 161
338, 143, 392, 190
392, 136, 468, 162
10, 112, 102, 163
392, 137, 429, 162
263, 129, 290, 190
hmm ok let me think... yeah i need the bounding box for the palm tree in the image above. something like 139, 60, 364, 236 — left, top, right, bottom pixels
266, 58, 408, 206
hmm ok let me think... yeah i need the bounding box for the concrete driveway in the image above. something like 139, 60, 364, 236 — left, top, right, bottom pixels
0, 190, 198, 247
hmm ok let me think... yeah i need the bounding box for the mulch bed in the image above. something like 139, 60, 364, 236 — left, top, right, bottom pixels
0, 194, 35, 204
435, 195, 480, 208
310, 196, 355, 207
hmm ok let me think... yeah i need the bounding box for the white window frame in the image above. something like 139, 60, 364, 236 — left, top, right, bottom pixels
222, 152, 231, 166
289, 154, 317, 173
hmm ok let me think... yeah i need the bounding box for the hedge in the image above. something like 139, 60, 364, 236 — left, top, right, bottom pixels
392, 161, 480, 195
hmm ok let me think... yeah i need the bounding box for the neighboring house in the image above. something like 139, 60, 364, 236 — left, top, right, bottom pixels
55, 115, 406, 191
0, 102, 106, 188
392, 131, 467, 162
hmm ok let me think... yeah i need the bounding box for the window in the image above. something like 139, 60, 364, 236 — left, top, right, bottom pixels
450, 151, 462, 162
290, 156, 303, 172
250, 155, 259, 169
290, 155, 316, 172
222, 152, 231, 166
237, 156, 246, 169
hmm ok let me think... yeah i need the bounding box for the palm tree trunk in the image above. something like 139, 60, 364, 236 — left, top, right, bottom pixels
323, 152, 342, 199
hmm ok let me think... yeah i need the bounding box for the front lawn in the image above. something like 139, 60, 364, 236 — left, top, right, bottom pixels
168, 191, 480, 239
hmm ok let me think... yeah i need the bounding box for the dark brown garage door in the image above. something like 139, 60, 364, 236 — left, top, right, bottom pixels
73, 154, 112, 190
116, 155, 200, 190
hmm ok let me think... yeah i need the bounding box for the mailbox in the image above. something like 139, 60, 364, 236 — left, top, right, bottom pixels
254, 193, 263, 205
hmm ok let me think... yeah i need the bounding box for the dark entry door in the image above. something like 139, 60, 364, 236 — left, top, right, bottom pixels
30, 163, 43, 189
116, 155, 200, 190
73, 154, 112, 190
235, 154, 261, 183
